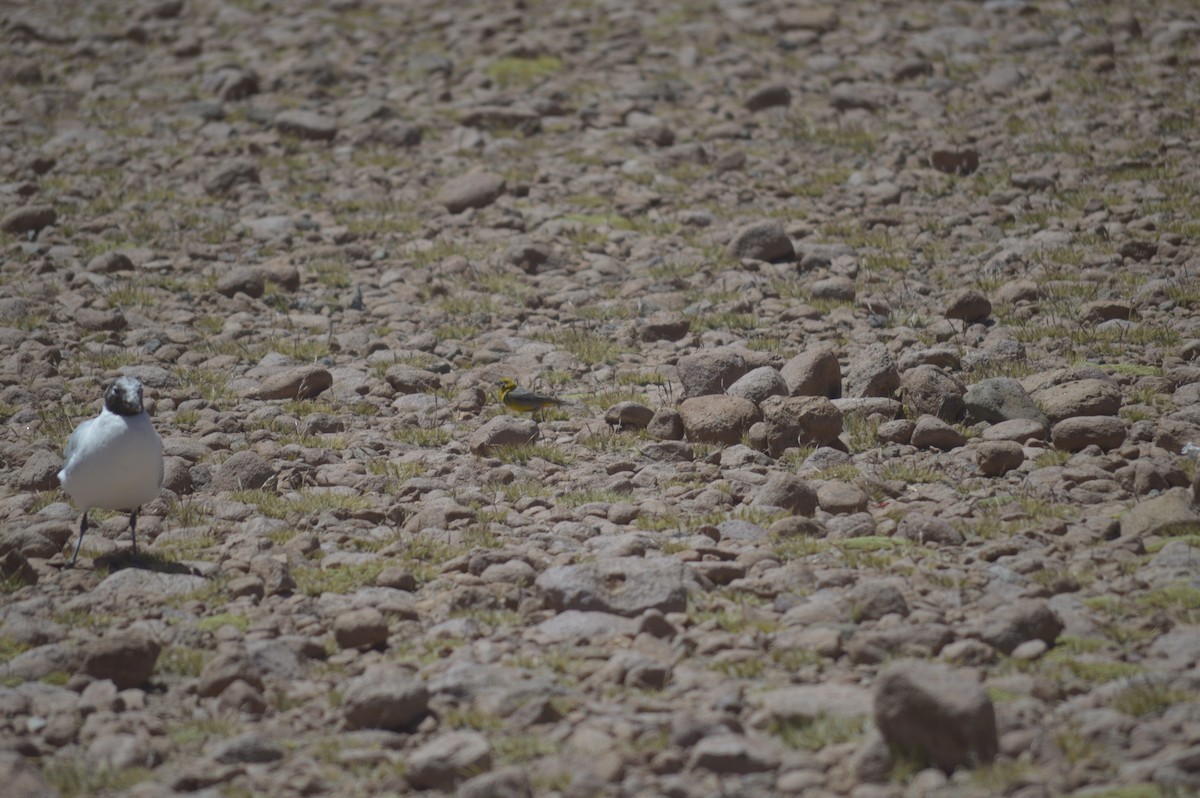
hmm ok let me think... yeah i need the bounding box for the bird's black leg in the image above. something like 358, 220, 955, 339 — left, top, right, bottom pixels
130, 508, 139, 557
69, 512, 89, 567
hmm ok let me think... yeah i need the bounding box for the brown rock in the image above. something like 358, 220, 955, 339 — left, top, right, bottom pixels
1051, 416, 1126, 452
407, 732, 492, 790
875, 660, 998, 771
752, 473, 818, 515
902, 365, 966, 423
679, 395, 759, 445
1035, 378, 1121, 422
82, 628, 161, 690
910, 415, 966, 450
929, 148, 980, 175
897, 514, 964, 546
725, 219, 794, 262
944, 288, 992, 323
213, 450, 274, 492
676, 348, 750, 398
469, 416, 539, 455
1080, 299, 1132, 323
846, 344, 899, 398
275, 109, 338, 141
639, 311, 690, 342
1, 205, 56, 235
17, 450, 62, 491
334, 607, 389, 650
216, 267, 266, 298
436, 171, 506, 213
342, 665, 428, 730
744, 83, 791, 112
760, 395, 844, 456
973, 440, 1025, 476
536, 557, 688, 616
817, 481, 868, 514
245, 367, 333, 400
781, 346, 842, 398
86, 251, 135, 273
975, 599, 1063, 655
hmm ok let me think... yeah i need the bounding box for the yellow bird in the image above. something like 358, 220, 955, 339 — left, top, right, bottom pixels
498, 377, 563, 418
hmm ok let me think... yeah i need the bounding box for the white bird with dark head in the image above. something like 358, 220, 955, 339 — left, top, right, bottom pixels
57, 376, 164, 565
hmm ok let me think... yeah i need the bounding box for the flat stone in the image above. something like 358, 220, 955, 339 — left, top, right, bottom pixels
981, 417, 1047, 442
436, 171, 505, 213
243, 366, 333, 400
1051, 416, 1126, 452
536, 557, 687, 617
406, 730, 492, 791
275, 109, 338, 140
1, 205, 56, 235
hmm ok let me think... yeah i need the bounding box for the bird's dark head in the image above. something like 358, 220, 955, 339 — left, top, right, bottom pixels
105, 376, 145, 416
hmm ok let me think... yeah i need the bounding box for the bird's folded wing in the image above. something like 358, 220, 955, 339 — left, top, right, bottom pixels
63, 417, 94, 462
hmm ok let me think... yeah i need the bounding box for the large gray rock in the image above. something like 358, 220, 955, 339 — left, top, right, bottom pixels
676, 348, 750, 398
537, 557, 687, 617
964, 377, 1049, 427
726, 366, 788, 404
944, 288, 992, 323
1, 205, 56, 235
687, 733, 780, 774
342, 665, 429, 730
468, 416, 539, 455
897, 514, 964, 546
90, 569, 209, 605
759, 395, 843, 456
901, 365, 966, 423
457, 766, 533, 798
1051, 416, 1126, 452
975, 599, 1063, 655
781, 346, 842, 398
753, 683, 873, 723
1034, 378, 1121, 422
205, 158, 260, 196
752, 473, 818, 515
198, 649, 264, 697
846, 344, 900, 398
1120, 488, 1200, 538
275, 109, 338, 140
874, 660, 998, 772
0, 750, 61, 798
82, 628, 161, 689
406, 730, 492, 791
334, 607, 389, 650
242, 366, 332, 400
679, 395, 760, 445
16, 450, 62, 491
910, 415, 966, 450
973, 440, 1024, 476
436, 171, 505, 213
213, 450, 274, 492
726, 220, 794, 262
209, 732, 285, 764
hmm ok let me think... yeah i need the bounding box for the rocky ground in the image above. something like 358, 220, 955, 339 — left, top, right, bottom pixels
2, 0, 1200, 796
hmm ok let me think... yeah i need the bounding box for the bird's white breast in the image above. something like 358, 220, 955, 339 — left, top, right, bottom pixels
58, 410, 164, 512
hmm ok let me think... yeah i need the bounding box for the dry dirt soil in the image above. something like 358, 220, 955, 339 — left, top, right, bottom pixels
2, 0, 1200, 797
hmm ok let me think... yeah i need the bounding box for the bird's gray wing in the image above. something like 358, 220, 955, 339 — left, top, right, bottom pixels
63, 417, 94, 463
